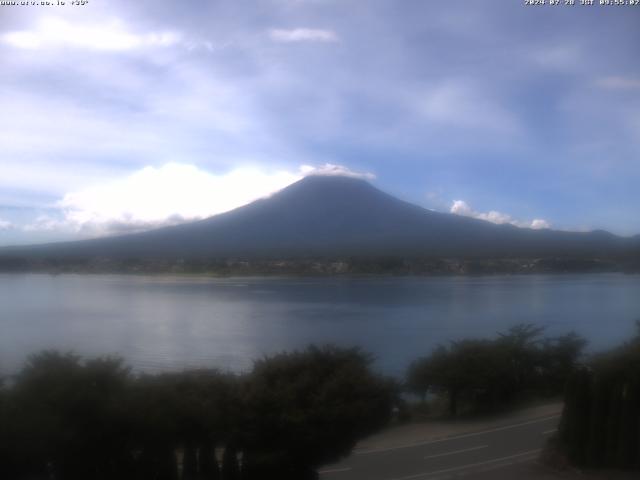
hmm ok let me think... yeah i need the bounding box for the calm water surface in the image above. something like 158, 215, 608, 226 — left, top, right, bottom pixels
1, 273, 638, 376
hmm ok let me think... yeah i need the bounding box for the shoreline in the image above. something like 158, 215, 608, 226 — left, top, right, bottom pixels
0, 256, 638, 276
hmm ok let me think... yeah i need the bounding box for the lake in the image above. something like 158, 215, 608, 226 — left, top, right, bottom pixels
1, 273, 638, 377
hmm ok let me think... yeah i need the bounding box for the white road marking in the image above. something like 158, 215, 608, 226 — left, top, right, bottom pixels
542, 429, 557, 435
356, 415, 560, 455
423, 445, 488, 460
387, 449, 542, 480
319, 467, 353, 475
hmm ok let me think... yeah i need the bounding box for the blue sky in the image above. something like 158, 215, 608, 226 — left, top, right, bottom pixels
1, 0, 639, 245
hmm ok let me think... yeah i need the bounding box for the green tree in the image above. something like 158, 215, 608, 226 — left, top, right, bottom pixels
406, 325, 586, 417
560, 323, 640, 470
239, 345, 396, 479
10, 351, 133, 480
540, 332, 587, 395
496, 323, 545, 396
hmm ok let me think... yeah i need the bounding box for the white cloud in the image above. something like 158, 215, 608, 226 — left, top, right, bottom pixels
2, 17, 181, 51
450, 200, 550, 230
0, 219, 12, 230
29, 162, 373, 237
300, 163, 375, 180
268, 28, 339, 43
530, 218, 551, 230
450, 200, 473, 217
596, 76, 640, 90
56, 163, 299, 236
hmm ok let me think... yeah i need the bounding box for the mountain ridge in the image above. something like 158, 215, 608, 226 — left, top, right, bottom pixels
0, 175, 638, 263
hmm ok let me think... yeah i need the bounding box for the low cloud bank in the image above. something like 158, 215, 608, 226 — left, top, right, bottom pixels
25, 163, 374, 237
450, 200, 550, 230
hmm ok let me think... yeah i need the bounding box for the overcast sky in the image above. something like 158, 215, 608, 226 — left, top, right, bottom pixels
1, 0, 639, 245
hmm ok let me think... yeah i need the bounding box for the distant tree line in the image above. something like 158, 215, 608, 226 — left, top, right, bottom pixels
0, 346, 396, 480
559, 323, 640, 470
0, 255, 635, 275
405, 324, 586, 416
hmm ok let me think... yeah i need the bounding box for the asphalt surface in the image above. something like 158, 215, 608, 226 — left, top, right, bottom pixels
319, 414, 560, 480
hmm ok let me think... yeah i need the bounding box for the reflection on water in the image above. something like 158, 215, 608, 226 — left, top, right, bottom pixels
0, 273, 638, 376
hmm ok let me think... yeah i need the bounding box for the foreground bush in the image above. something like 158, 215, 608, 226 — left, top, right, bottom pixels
560, 324, 640, 470
0, 346, 396, 480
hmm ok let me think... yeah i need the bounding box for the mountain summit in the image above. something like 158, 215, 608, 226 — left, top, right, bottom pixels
1, 175, 636, 260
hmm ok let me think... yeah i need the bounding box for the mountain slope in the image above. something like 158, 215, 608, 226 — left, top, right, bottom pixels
0, 175, 636, 260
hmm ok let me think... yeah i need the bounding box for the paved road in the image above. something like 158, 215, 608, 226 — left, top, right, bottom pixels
319, 414, 560, 480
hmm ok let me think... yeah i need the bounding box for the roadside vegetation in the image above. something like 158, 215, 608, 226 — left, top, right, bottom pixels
558, 322, 640, 471
406, 324, 640, 471
2, 324, 637, 478
405, 324, 586, 417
